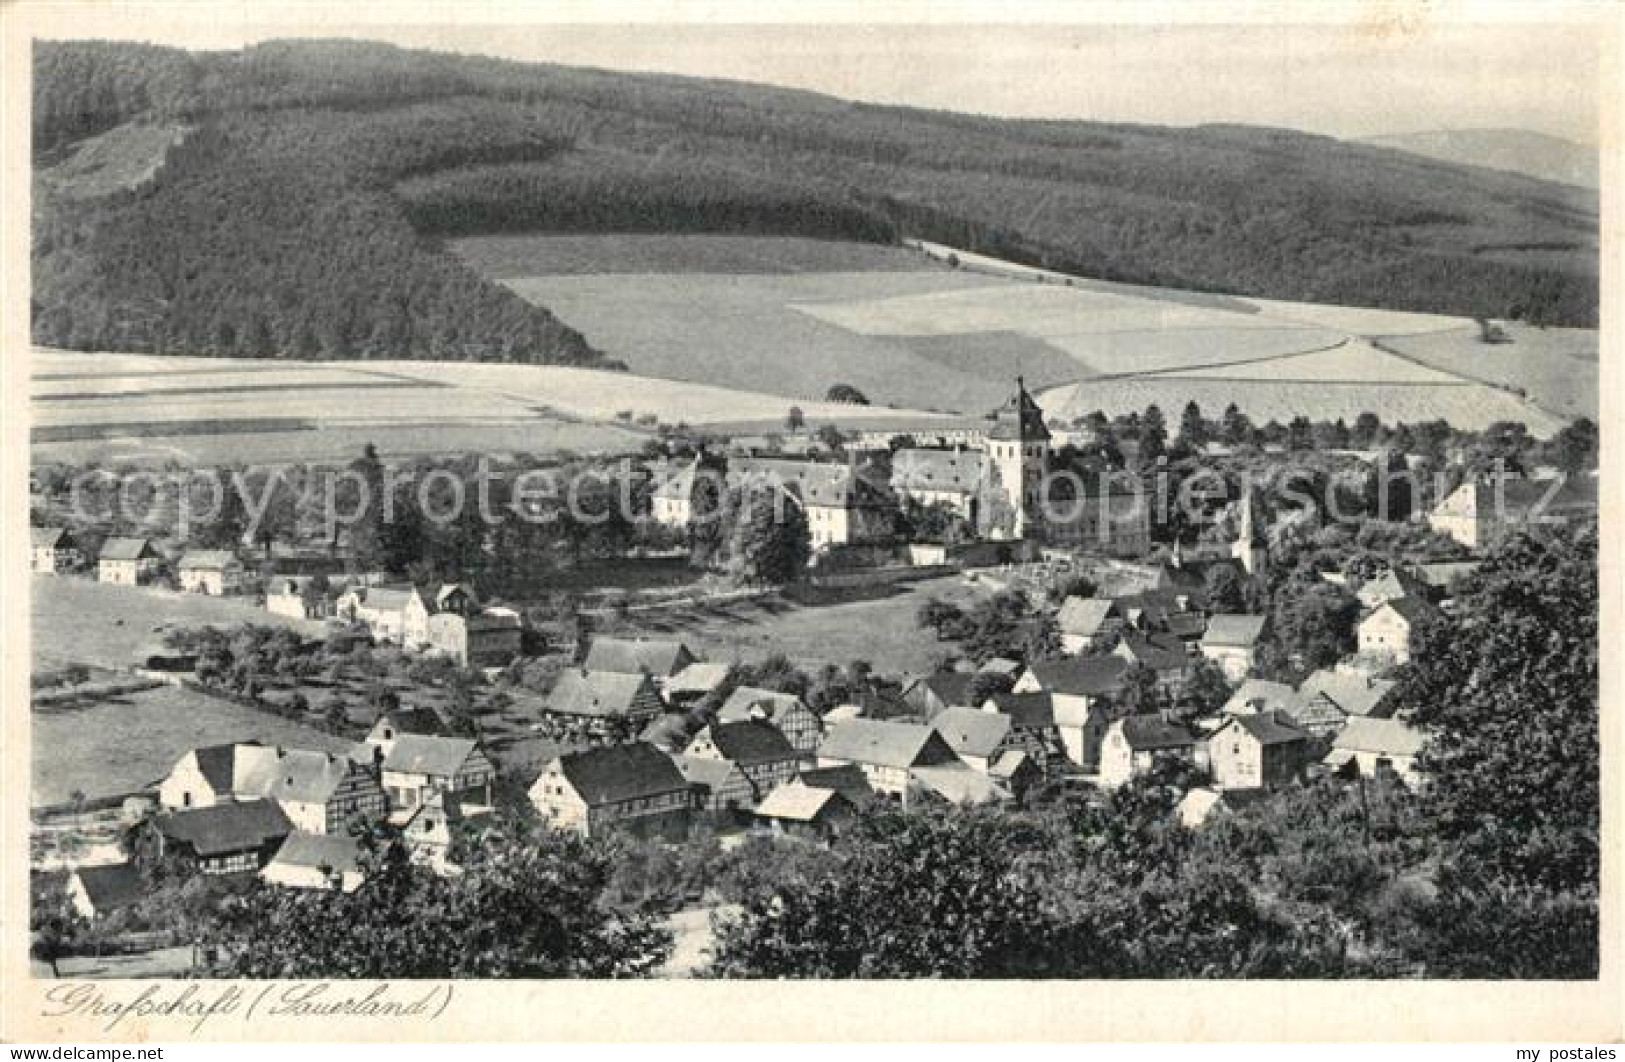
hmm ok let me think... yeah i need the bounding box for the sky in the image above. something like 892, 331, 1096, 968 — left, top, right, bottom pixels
24, 6, 1607, 144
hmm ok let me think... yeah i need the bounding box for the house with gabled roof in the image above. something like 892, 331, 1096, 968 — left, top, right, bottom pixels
149, 799, 292, 876
1207, 711, 1312, 791
364, 707, 452, 758
650, 457, 702, 528
793, 764, 874, 804
159, 742, 386, 835
1013, 654, 1128, 769
753, 783, 856, 842
380, 735, 495, 814
675, 754, 757, 816
261, 832, 365, 893
1428, 475, 1597, 550
528, 743, 692, 840
731, 455, 898, 550
97, 536, 162, 585
907, 764, 1012, 806
816, 718, 960, 798
1222, 678, 1299, 718
428, 609, 523, 668
1358, 596, 1436, 666
1292, 670, 1397, 737
684, 719, 801, 806
1056, 597, 1119, 654
901, 670, 976, 719
334, 584, 416, 644
890, 446, 987, 528
399, 789, 491, 871
1114, 632, 1197, 693
1199, 614, 1269, 682
31, 526, 81, 574
542, 668, 666, 731
67, 862, 144, 919
1327, 716, 1427, 787
1356, 568, 1429, 612
1098, 714, 1201, 789
583, 637, 696, 683
177, 550, 245, 595
666, 661, 733, 706
717, 686, 823, 755
930, 707, 1017, 773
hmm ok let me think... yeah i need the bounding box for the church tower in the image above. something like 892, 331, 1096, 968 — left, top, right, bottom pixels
982, 377, 1051, 538
1231, 488, 1269, 576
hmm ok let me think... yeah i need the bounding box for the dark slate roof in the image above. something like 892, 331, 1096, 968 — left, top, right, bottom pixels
1118, 715, 1199, 751
557, 743, 690, 805
755, 784, 851, 823
73, 862, 144, 912
158, 800, 292, 858
583, 637, 693, 677
916, 670, 976, 707
984, 378, 1050, 442
986, 691, 1055, 730
1229, 711, 1310, 746
1375, 595, 1437, 625
98, 536, 158, 561
1297, 671, 1396, 718
33, 526, 74, 549
192, 742, 244, 795
702, 720, 798, 765
372, 707, 450, 739
1118, 632, 1193, 673
268, 831, 361, 875
1023, 654, 1129, 697
178, 550, 240, 571
795, 764, 873, 802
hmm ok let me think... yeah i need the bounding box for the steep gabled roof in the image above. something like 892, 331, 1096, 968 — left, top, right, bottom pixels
755, 783, 851, 823
1202, 614, 1268, 648
369, 707, 450, 740
265, 750, 369, 804
794, 764, 873, 802
553, 743, 690, 805
72, 862, 144, 912
699, 719, 798, 765
1333, 716, 1426, 757
986, 690, 1055, 730
546, 669, 662, 718
158, 799, 291, 858
381, 735, 480, 778
1056, 597, 1116, 638
909, 764, 1011, 805
1116, 632, 1193, 672
913, 670, 976, 707
891, 448, 986, 495
33, 526, 74, 549
98, 536, 158, 561
669, 662, 733, 696
1297, 671, 1396, 718
674, 754, 745, 792
1117, 714, 1198, 751
718, 686, 807, 723
930, 707, 1013, 758
267, 831, 362, 875
818, 719, 956, 769
1022, 654, 1129, 697
178, 550, 240, 571
1224, 711, 1309, 746
583, 637, 693, 677
1222, 679, 1299, 716
731, 457, 893, 510
1371, 595, 1437, 626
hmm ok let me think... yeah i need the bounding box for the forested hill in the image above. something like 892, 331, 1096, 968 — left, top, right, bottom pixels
32, 40, 1600, 365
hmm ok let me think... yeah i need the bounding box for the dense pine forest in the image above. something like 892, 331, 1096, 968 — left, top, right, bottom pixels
32, 38, 1599, 363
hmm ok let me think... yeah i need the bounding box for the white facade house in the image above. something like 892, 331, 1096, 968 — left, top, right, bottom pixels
177, 550, 245, 595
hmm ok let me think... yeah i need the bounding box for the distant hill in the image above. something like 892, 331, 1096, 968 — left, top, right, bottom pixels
1359, 129, 1599, 190
30, 40, 1601, 366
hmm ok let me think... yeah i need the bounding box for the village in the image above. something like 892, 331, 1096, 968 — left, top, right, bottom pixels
27, 379, 1600, 975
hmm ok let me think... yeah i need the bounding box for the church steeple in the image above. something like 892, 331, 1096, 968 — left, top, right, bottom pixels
988, 376, 1050, 443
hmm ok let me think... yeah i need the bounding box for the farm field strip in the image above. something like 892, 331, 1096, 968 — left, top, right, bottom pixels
1375, 324, 1601, 420
1240, 296, 1469, 337
453, 234, 949, 277
1143, 339, 1470, 384
1039, 376, 1570, 435
34, 379, 447, 402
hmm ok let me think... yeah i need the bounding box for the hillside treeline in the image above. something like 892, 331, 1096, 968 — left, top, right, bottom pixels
32, 38, 1600, 364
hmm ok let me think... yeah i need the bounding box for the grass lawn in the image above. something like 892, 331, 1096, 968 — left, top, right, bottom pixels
31, 684, 357, 807
31, 575, 322, 672
611, 573, 994, 677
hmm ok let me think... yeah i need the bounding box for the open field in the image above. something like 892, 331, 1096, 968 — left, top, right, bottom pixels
471, 236, 1592, 434
1040, 376, 1570, 436
31, 348, 944, 465
31, 576, 322, 672
1378, 324, 1600, 420
32, 684, 357, 807
610, 573, 994, 677
454, 234, 945, 277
